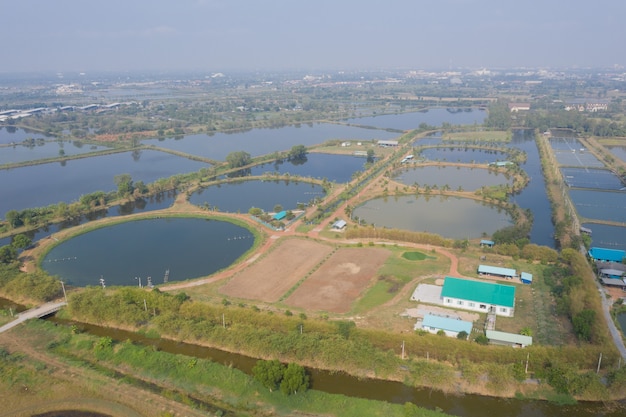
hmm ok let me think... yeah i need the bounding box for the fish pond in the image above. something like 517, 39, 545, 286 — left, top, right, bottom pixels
42, 217, 254, 287
393, 165, 513, 190
352, 195, 512, 239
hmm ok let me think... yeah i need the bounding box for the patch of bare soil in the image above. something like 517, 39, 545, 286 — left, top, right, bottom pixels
219, 238, 333, 302
285, 247, 391, 313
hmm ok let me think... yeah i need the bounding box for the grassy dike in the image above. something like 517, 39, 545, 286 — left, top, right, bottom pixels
1, 320, 450, 417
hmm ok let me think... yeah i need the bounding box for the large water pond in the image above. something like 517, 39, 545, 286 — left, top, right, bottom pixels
561, 167, 625, 190
345, 108, 486, 130
419, 147, 510, 164
189, 180, 324, 213
0, 126, 52, 144
245, 153, 372, 183
570, 189, 626, 223
582, 223, 626, 252
0, 140, 111, 165
42, 218, 254, 287
0, 149, 207, 218
352, 195, 511, 239
607, 145, 626, 164
0, 193, 178, 249
142, 123, 398, 160
394, 165, 513, 190
549, 138, 604, 167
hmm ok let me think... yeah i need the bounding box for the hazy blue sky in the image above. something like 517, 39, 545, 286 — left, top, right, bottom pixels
2, 0, 624, 73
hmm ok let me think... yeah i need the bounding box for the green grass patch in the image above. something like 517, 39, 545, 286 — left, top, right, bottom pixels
401, 251, 429, 261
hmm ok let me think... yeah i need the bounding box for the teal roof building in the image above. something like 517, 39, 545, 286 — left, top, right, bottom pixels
441, 277, 516, 317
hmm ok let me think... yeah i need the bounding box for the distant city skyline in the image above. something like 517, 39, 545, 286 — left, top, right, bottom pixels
2, 0, 625, 73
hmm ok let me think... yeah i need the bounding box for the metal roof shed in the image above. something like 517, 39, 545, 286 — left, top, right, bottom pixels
600, 269, 625, 278
421, 314, 473, 338
332, 219, 347, 229
588, 247, 625, 263
520, 272, 533, 284
480, 240, 495, 247
486, 330, 532, 348
478, 264, 517, 278
273, 211, 287, 220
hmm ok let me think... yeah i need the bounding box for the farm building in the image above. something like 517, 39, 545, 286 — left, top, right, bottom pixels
600, 268, 625, 279
480, 239, 495, 248
332, 219, 347, 230
418, 313, 473, 339
478, 264, 517, 279
520, 272, 533, 285
272, 211, 287, 221
441, 277, 516, 317
600, 277, 625, 289
377, 140, 399, 147
486, 330, 532, 348
588, 247, 625, 263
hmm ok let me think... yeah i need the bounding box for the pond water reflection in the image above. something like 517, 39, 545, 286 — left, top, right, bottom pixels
353, 195, 511, 239
189, 180, 324, 213
0, 150, 206, 218
0, 140, 111, 165
42, 218, 254, 287
142, 123, 397, 160
394, 165, 512, 190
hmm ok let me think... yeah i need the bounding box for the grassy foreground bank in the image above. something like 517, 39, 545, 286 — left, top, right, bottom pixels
0, 320, 449, 417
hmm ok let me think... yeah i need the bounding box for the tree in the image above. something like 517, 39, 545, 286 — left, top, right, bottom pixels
280, 363, 309, 395
0, 245, 17, 264
5, 210, 22, 228
114, 174, 134, 197
288, 144, 308, 161
253, 360, 285, 392
11, 234, 32, 250
225, 151, 252, 168
573, 309, 595, 342
366, 148, 375, 163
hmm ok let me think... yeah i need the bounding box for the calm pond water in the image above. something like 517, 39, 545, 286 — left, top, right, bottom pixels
353, 195, 511, 239
142, 123, 398, 160
0, 193, 178, 249
561, 167, 625, 190
582, 223, 626, 252
549, 138, 604, 167
570, 190, 626, 223
0, 140, 111, 165
42, 218, 254, 287
51, 318, 626, 417
0, 126, 52, 144
247, 153, 372, 183
394, 165, 513, 190
419, 147, 510, 164
0, 149, 207, 218
506, 130, 556, 248
345, 108, 486, 130
189, 180, 324, 213
607, 146, 626, 164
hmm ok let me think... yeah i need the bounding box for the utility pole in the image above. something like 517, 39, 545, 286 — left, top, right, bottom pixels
135, 276, 142, 288
401, 341, 405, 359
597, 353, 602, 374
60, 281, 68, 303
222, 313, 225, 329
143, 299, 147, 312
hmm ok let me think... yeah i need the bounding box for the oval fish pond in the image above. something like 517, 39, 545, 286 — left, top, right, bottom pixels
42, 217, 255, 287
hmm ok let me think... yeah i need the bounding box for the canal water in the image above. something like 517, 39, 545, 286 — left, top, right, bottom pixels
41, 218, 254, 287
50, 318, 626, 417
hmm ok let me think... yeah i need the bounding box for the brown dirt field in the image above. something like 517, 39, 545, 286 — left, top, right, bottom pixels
219, 238, 333, 302
285, 247, 391, 313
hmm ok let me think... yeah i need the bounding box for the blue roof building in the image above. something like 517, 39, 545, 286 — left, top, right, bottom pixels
588, 247, 625, 263
480, 239, 495, 247
520, 272, 533, 284
273, 211, 287, 221
420, 313, 473, 338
